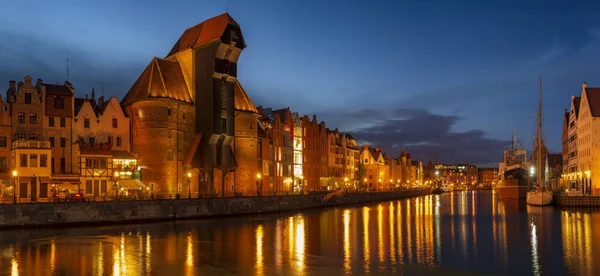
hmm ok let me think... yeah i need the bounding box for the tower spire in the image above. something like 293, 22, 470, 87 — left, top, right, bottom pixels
66, 58, 69, 82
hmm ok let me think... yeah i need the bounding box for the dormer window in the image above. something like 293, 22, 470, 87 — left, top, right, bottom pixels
24, 93, 32, 104
84, 119, 90, 128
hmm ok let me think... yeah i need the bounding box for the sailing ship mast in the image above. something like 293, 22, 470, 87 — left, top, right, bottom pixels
537, 76, 543, 190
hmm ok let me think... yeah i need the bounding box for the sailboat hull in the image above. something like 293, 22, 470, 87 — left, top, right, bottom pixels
496, 185, 528, 199
526, 191, 553, 206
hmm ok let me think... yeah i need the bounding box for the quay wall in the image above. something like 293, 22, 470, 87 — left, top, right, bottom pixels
0, 189, 430, 228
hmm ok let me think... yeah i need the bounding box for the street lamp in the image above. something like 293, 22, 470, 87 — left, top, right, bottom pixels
187, 172, 192, 199
114, 171, 119, 201
12, 170, 18, 204
256, 173, 262, 196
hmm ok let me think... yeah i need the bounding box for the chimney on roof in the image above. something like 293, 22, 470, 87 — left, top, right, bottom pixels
583, 82, 587, 89
9, 80, 15, 90
313, 115, 317, 121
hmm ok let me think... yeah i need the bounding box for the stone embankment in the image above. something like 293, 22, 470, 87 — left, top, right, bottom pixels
0, 189, 430, 229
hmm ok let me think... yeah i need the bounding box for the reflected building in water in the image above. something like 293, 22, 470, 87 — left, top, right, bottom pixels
1, 191, 600, 275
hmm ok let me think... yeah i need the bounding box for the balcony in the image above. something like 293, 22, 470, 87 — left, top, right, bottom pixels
12, 140, 51, 149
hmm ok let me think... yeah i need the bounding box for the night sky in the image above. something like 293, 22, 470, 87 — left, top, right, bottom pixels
2, 0, 599, 166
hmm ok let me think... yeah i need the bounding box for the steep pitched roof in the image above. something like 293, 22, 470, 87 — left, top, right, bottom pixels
74, 98, 85, 116
584, 88, 600, 117
44, 83, 73, 96
121, 57, 192, 107
272, 108, 291, 124
95, 100, 110, 115
572, 96, 581, 117
367, 147, 382, 161
234, 80, 257, 113
167, 13, 245, 57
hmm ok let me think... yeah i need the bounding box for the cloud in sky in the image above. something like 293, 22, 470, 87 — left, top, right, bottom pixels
348, 108, 508, 166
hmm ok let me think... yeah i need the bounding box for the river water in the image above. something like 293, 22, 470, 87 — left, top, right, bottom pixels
0, 191, 597, 275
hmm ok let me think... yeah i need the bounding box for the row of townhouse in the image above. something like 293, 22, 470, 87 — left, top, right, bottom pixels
1, 13, 430, 199
561, 82, 600, 195
1, 76, 140, 202
254, 106, 425, 193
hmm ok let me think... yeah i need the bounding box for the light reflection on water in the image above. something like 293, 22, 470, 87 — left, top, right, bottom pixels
0, 191, 598, 275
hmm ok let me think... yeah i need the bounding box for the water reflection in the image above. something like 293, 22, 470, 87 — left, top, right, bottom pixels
362, 206, 370, 272
0, 191, 598, 275
343, 209, 351, 274
255, 225, 264, 276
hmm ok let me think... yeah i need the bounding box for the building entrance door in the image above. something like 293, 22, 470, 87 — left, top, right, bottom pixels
94, 180, 100, 197
30, 177, 37, 202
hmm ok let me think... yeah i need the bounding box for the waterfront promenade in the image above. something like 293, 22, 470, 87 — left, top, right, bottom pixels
0, 188, 429, 229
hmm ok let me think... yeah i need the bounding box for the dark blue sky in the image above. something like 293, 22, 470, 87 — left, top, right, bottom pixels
1, 0, 599, 166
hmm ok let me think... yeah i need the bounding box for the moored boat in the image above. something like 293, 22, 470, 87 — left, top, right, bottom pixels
526, 76, 553, 206
527, 190, 553, 206
496, 129, 528, 199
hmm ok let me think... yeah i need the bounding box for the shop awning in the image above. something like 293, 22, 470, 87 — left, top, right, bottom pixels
118, 179, 146, 189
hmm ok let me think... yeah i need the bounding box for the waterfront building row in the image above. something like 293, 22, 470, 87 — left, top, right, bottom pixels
561, 82, 600, 194
2, 13, 427, 200
0, 77, 139, 202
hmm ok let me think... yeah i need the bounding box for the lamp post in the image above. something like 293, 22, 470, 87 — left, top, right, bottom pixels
12, 170, 17, 204
114, 171, 119, 201
187, 172, 192, 199
256, 173, 262, 196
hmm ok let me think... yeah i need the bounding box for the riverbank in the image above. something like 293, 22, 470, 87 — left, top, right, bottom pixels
556, 194, 600, 207
0, 189, 430, 229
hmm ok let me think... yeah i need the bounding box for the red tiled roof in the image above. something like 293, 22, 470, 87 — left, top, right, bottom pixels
234, 80, 257, 113
121, 57, 192, 106
585, 88, 600, 117
167, 13, 244, 57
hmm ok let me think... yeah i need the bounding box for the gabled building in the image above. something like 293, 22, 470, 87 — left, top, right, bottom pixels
575, 82, 600, 194
360, 145, 388, 190
9, 76, 44, 142
270, 108, 293, 193
40, 81, 75, 175
0, 89, 11, 174
122, 13, 253, 197
301, 114, 323, 191
561, 109, 569, 175
566, 95, 581, 174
